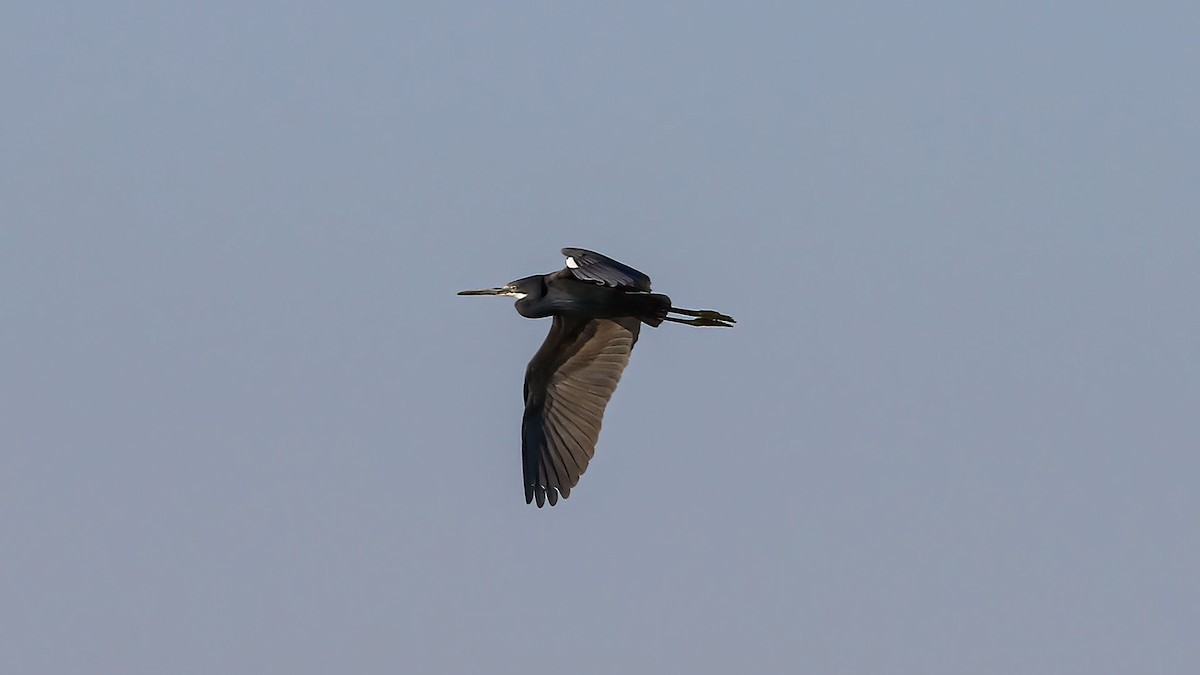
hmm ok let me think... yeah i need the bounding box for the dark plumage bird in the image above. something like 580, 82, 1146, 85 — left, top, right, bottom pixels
458, 248, 735, 507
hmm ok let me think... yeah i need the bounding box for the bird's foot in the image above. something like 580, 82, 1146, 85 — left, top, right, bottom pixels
666, 307, 736, 326
663, 315, 735, 328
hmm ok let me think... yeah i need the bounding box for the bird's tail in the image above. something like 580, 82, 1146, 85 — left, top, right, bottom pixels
632, 293, 673, 327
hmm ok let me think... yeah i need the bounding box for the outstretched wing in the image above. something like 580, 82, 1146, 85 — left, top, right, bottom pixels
521, 315, 641, 506
561, 248, 653, 291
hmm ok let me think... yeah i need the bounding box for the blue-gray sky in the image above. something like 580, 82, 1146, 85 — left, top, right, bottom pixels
3, 3, 1197, 673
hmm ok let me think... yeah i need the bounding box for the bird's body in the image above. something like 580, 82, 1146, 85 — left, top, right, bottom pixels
459, 248, 734, 507
513, 273, 670, 323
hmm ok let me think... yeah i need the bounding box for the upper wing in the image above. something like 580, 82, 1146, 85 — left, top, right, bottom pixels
561, 248, 653, 291
521, 315, 641, 506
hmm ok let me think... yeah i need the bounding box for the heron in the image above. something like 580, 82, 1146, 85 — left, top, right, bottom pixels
458, 248, 735, 507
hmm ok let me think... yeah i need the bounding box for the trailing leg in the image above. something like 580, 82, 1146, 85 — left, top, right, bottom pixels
665, 306, 735, 327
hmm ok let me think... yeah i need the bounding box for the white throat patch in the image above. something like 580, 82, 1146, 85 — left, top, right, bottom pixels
564, 256, 579, 269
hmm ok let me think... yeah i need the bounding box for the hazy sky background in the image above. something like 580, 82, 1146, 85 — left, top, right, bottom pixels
3, 3, 1197, 673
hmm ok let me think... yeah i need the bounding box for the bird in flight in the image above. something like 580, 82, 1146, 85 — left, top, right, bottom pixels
458, 248, 735, 507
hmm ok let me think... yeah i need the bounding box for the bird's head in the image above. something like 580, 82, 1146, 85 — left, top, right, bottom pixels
457, 275, 543, 300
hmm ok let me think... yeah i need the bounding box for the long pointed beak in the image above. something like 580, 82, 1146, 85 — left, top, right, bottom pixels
457, 287, 508, 296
